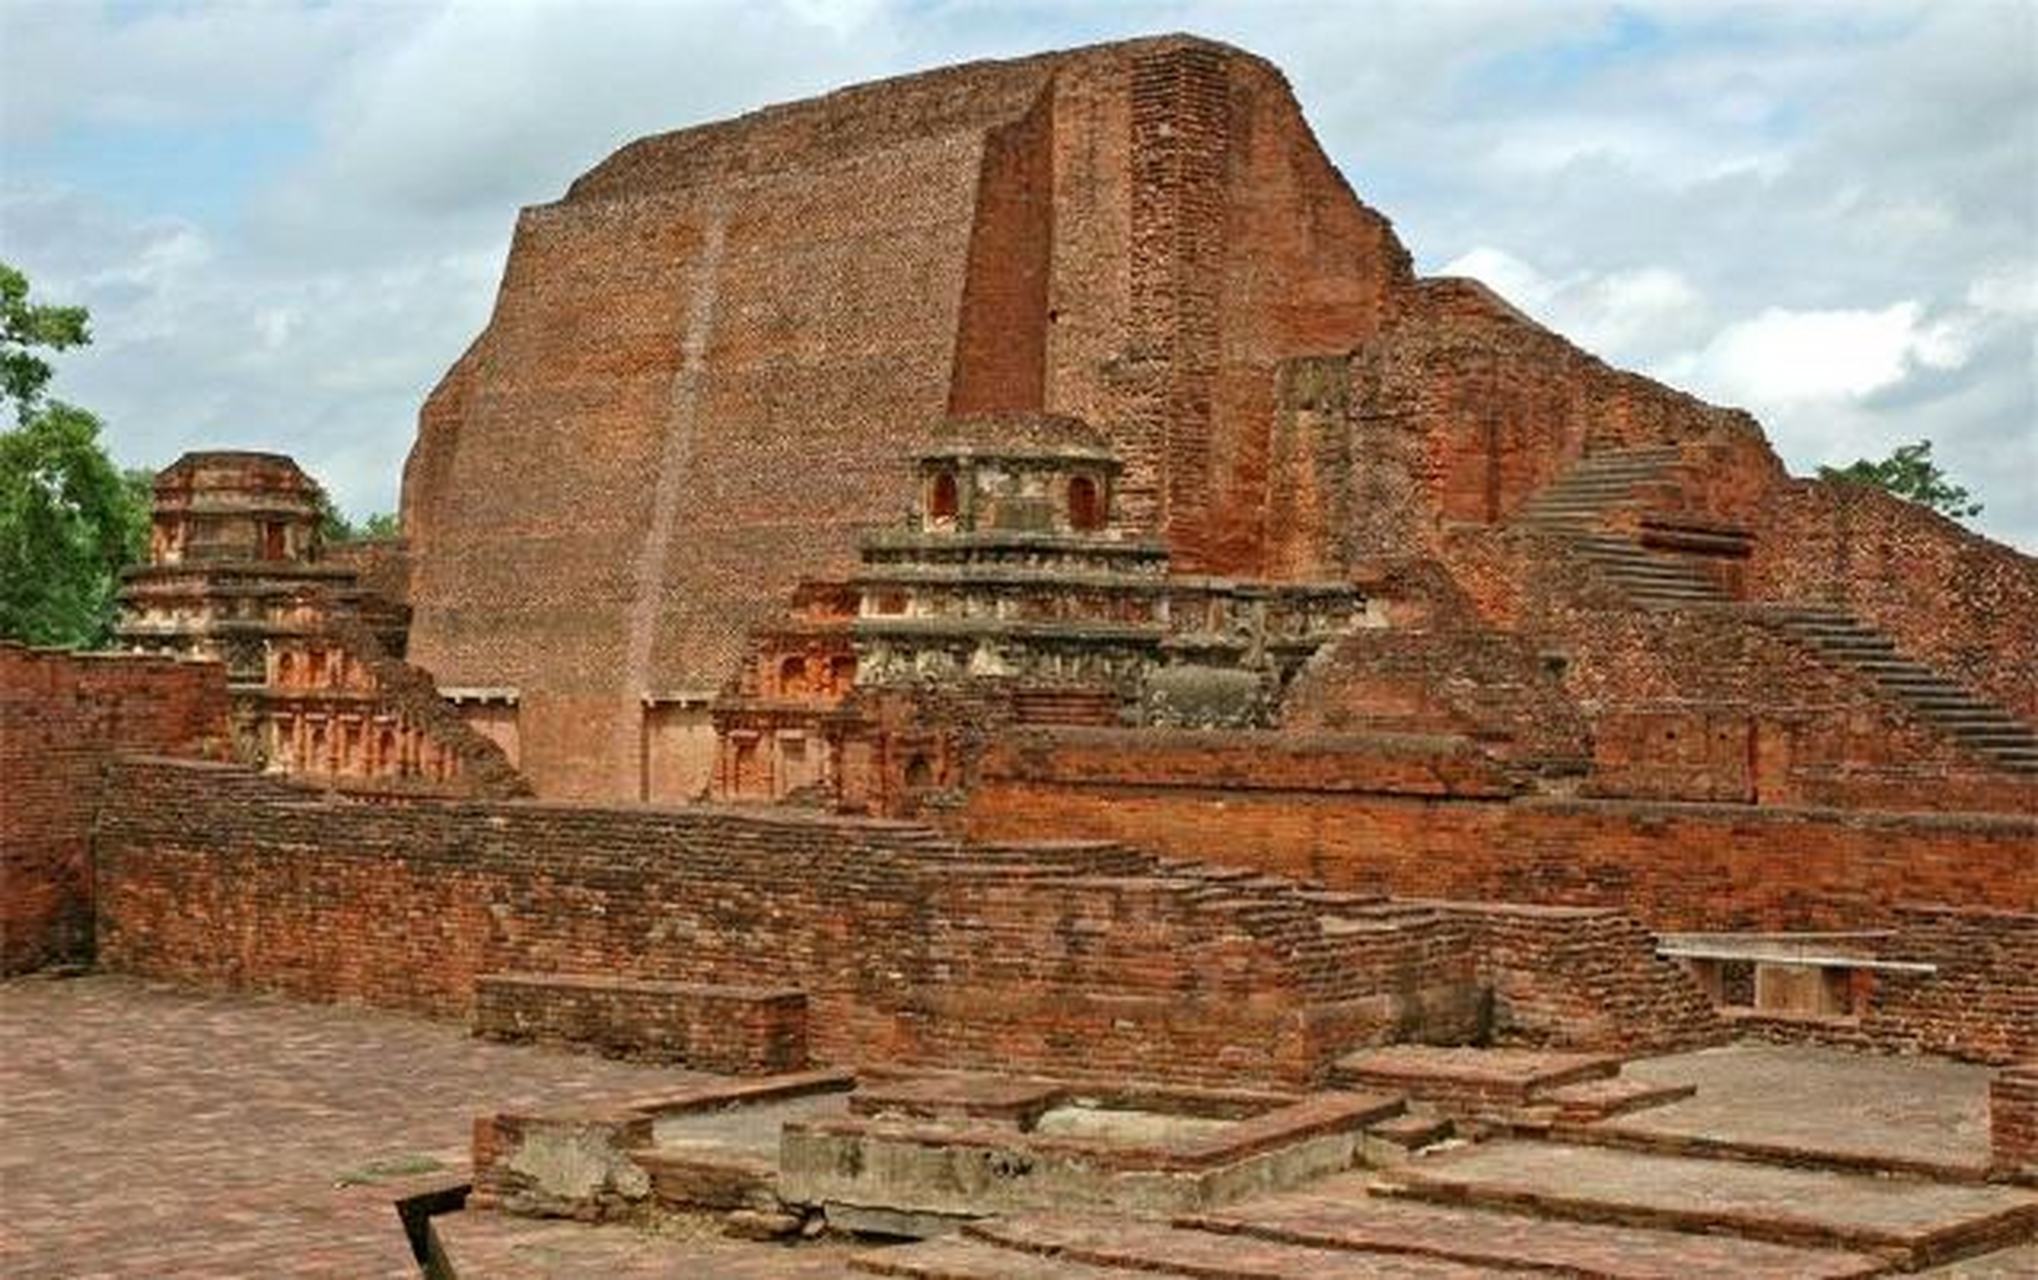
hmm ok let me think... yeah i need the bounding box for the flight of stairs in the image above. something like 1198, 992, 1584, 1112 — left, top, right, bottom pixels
1517, 447, 2038, 777
1516, 444, 1683, 536
1011, 687, 1125, 727
1763, 605, 2038, 774
1517, 446, 1729, 610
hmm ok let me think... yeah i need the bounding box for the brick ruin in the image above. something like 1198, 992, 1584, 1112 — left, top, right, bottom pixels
4, 34, 2034, 1102
113, 450, 522, 797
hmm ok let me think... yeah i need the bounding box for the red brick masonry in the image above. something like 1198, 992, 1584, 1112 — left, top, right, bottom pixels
1993, 1063, 2038, 1179
91, 757, 1719, 1086
0, 644, 228, 974
472, 972, 807, 1074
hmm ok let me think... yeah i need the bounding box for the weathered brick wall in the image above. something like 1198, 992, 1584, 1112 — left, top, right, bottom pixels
1346, 277, 1772, 548
1441, 902, 1722, 1054
472, 973, 807, 1074
93, 757, 1496, 1087
1993, 1062, 2038, 1176
1868, 906, 2038, 1063
1750, 480, 2038, 725
0, 645, 228, 973
1282, 561, 1591, 770
1427, 523, 2030, 809
964, 730, 2037, 931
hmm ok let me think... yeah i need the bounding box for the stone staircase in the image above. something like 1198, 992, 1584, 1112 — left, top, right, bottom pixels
1759, 605, 2038, 774
1518, 447, 2038, 776
1517, 446, 1729, 609
1517, 444, 1683, 535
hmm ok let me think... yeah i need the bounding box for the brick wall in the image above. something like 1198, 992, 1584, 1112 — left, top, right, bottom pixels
0, 645, 228, 973
1750, 479, 2038, 725
1441, 902, 1721, 1053
90, 759, 1444, 1087
88, 755, 1731, 1085
472, 973, 807, 1074
1424, 522, 2032, 810
963, 729, 2036, 931
1994, 1062, 2038, 1178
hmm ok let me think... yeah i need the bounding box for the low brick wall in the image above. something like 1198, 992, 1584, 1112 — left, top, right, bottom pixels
1992, 1063, 2038, 1179
1442, 902, 1722, 1054
0, 645, 227, 974
964, 729, 2038, 931
87, 756, 1730, 1086
473, 973, 807, 1074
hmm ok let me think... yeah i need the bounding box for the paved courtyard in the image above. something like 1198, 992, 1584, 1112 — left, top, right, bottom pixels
0, 974, 717, 1278
4, 974, 2031, 1278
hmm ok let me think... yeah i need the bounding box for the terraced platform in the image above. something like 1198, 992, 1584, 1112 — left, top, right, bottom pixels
1329, 1045, 1621, 1108
855, 1217, 1506, 1279
1381, 1140, 2038, 1269
1184, 1173, 1885, 1278
1585, 1043, 1997, 1179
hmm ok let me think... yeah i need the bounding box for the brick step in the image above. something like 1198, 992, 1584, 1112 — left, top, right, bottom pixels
1365, 1111, 1455, 1156
852, 1235, 1147, 1278
961, 1214, 1503, 1279
1537, 1077, 1697, 1123
1376, 1140, 2038, 1269
1182, 1174, 1885, 1279
1331, 1046, 1621, 1109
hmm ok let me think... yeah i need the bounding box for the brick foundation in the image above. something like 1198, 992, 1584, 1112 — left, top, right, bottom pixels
472, 973, 807, 1074
86, 756, 1731, 1086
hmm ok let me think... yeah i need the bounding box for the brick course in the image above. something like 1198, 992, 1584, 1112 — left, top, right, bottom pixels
1993, 1063, 2038, 1179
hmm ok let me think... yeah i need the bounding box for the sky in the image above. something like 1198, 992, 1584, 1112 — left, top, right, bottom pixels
1, 0, 2033, 549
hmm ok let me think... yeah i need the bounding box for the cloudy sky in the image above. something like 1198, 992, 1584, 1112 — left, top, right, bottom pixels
2, 0, 2033, 547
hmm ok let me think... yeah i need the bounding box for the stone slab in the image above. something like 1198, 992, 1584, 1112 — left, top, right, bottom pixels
1383, 1140, 2038, 1268
851, 1073, 1066, 1125
851, 1235, 1150, 1278
1539, 1076, 1697, 1122
1183, 1172, 1886, 1279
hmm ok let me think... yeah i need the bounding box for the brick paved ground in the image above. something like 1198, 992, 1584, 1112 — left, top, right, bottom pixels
0, 974, 714, 1278
1613, 1042, 1995, 1173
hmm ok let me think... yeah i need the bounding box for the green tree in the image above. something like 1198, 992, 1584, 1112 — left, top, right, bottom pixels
1818, 439, 1982, 522
0, 263, 148, 647
316, 486, 399, 543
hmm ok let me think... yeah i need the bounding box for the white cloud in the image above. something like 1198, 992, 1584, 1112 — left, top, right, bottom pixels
1670, 302, 1972, 406
1440, 247, 1706, 362
0, 0, 2031, 546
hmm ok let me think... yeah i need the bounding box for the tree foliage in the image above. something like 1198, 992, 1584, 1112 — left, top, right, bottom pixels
1818, 439, 1983, 522
315, 487, 400, 544
0, 263, 149, 647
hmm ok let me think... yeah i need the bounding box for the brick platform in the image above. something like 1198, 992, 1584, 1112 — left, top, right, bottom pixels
1184, 1174, 1883, 1279
1330, 1045, 1621, 1108
1381, 1140, 2038, 1269
1994, 1063, 2038, 1179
